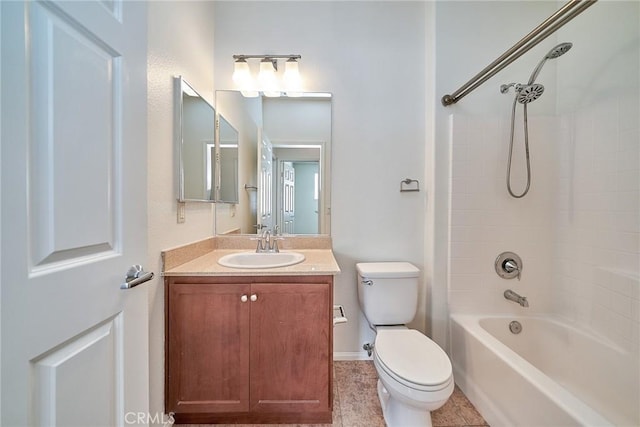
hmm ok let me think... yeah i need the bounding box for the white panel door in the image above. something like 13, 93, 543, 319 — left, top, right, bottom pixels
1, 1, 149, 426
257, 135, 273, 231
281, 161, 296, 234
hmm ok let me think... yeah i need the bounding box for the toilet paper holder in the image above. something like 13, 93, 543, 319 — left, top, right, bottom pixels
333, 305, 348, 326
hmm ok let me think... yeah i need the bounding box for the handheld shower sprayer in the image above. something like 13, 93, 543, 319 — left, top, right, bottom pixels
501, 42, 573, 198
528, 42, 573, 85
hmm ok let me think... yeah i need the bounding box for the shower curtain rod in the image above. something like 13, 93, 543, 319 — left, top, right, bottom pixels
441, 0, 597, 107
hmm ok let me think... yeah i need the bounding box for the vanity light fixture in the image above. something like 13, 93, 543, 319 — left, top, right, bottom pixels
259, 58, 279, 97
232, 57, 258, 98
232, 54, 302, 97
283, 57, 301, 89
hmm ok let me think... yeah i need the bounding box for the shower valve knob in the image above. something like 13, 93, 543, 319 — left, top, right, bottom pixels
503, 259, 518, 272
495, 252, 523, 280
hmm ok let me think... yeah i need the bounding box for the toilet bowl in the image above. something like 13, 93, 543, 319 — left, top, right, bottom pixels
356, 262, 454, 427
373, 328, 454, 427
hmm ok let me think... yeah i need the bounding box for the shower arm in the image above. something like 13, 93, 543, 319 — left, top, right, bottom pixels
441, 0, 597, 106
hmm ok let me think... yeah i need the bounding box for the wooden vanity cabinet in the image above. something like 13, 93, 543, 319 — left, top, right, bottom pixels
166, 275, 333, 424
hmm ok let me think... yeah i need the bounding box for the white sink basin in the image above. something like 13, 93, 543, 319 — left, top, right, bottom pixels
218, 251, 305, 269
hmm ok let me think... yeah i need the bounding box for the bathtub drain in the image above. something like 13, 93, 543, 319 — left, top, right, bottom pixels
509, 320, 523, 334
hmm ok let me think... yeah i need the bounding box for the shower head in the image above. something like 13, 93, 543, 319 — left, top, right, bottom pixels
527, 42, 573, 84
516, 83, 545, 104
546, 42, 573, 59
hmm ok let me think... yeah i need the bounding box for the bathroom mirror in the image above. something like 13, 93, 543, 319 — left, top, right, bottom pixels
175, 76, 216, 202
215, 90, 332, 235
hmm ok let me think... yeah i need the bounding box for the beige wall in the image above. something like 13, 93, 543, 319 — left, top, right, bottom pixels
146, 1, 216, 422
213, 1, 429, 359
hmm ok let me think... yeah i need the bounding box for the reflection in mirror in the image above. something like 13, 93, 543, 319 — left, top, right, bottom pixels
175, 76, 216, 202
216, 115, 239, 203
215, 91, 332, 236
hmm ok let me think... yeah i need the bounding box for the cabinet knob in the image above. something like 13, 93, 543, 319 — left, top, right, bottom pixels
241, 294, 248, 303
250, 294, 258, 302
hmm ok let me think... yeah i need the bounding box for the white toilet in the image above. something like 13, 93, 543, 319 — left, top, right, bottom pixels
356, 262, 454, 427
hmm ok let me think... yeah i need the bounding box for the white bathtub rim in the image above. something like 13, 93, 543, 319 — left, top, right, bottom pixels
452, 311, 629, 354
450, 313, 615, 427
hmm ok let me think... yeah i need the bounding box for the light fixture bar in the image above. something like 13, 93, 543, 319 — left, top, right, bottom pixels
233, 54, 301, 60
232, 54, 304, 97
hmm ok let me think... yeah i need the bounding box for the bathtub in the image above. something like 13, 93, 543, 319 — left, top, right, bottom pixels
450, 314, 639, 427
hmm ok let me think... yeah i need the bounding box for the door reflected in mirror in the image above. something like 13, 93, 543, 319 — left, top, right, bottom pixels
215, 91, 331, 236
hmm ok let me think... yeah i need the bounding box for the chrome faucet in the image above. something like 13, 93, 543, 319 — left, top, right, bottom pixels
255, 229, 281, 253
504, 289, 529, 307
256, 229, 271, 252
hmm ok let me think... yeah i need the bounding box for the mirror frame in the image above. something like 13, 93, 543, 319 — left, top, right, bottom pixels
175, 75, 217, 203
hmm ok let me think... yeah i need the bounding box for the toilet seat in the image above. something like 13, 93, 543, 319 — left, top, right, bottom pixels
374, 329, 453, 392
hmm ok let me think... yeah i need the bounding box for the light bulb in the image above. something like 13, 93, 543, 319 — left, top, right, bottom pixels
259, 59, 280, 97
283, 58, 301, 91
233, 58, 259, 97
232, 59, 251, 86
259, 59, 276, 83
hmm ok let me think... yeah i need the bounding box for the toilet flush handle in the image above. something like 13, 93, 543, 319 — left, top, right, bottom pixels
362, 279, 373, 286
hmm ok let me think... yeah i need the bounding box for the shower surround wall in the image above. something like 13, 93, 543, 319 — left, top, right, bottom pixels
554, 0, 639, 352
448, 114, 557, 315
441, 0, 639, 373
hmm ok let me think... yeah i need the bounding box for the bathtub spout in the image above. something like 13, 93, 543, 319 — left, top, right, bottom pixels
504, 289, 529, 307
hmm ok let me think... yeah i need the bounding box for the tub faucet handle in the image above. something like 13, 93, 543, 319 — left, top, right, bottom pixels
504, 259, 521, 280
495, 252, 523, 280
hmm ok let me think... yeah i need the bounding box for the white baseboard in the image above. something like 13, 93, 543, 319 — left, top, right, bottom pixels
333, 351, 372, 361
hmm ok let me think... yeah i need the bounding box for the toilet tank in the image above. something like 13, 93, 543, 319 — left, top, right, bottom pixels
356, 262, 420, 326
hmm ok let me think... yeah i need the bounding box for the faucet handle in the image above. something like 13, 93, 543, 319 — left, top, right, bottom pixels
250, 234, 265, 252
270, 234, 285, 253
495, 252, 523, 280
503, 259, 518, 272
503, 259, 521, 280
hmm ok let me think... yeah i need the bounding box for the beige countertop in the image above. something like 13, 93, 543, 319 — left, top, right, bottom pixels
162, 237, 341, 277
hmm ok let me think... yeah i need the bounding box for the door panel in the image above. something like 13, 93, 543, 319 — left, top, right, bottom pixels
1, 1, 148, 425
31, 315, 122, 427
29, 1, 120, 270
257, 135, 273, 231
167, 282, 251, 414
281, 162, 295, 234
249, 282, 331, 413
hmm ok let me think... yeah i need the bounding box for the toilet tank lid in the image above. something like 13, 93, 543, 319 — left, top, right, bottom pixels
356, 262, 420, 278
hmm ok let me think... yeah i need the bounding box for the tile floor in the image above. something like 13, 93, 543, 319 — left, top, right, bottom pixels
178, 360, 489, 427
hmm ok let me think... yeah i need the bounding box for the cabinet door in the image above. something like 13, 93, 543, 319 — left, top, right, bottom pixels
167, 281, 251, 413
249, 282, 331, 413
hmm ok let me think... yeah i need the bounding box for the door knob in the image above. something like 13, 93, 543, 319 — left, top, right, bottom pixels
241, 294, 248, 302
121, 265, 154, 289
250, 294, 258, 302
